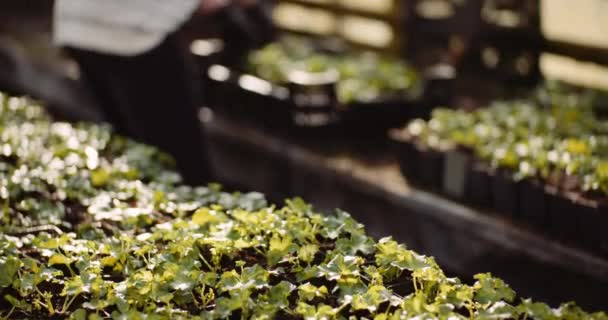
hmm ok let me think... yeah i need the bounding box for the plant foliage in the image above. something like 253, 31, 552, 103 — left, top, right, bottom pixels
394, 82, 608, 195
0, 92, 606, 319
247, 36, 420, 104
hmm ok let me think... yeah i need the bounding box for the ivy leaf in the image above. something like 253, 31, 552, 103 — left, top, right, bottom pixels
375, 237, 401, 267
83, 298, 111, 312
285, 198, 312, 216
200, 272, 218, 287
298, 283, 328, 301
234, 192, 267, 211
442, 282, 473, 308
295, 302, 336, 319
169, 270, 197, 292
240, 265, 270, 290
391, 251, 430, 272
473, 273, 515, 304
100, 256, 118, 267
298, 244, 319, 264
63, 274, 91, 296
318, 254, 362, 289
217, 265, 269, 293
376, 238, 430, 272
515, 298, 555, 319
68, 308, 87, 320
363, 266, 383, 285
192, 207, 225, 226
262, 281, 295, 310
39, 267, 63, 282
214, 296, 245, 319
267, 235, 294, 266
476, 301, 517, 320
16, 273, 35, 294
351, 285, 391, 313
0, 256, 20, 288
335, 233, 374, 255
296, 265, 320, 282
4, 294, 32, 312
49, 253, 72, 266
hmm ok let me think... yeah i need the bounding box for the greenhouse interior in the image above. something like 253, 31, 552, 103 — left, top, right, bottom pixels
1, 0, 608, 319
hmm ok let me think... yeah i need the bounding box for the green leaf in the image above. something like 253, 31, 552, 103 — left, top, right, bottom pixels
0, 256, 20, 288
391, 251, 430, 272
261, 281, 294, 311
476, 301, 517, 320
298, 244, 319, 264
298, 283, 328, 301
214, 296, 244, 318
170, 271, 196, 292
285, 198, 312, 216
192, 207, 225, 226
267, 235, 293, 266
4, 294, 31, 312
63, 275, 85, 296
217, 265, 269, 293
295, 302, 336, 319
515, 298, 555, 319
336, 233, 374, 255
68, 308, 87, 320
90, 169, 110, 187
100, 256, 118, 267
49, 253, 72, 266
351, 285, 391, 313
473, 273, 515, 304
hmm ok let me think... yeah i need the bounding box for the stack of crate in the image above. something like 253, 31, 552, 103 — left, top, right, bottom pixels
540, 0, 608, 91
271, 0, 406, 53
270, 0, 608, 93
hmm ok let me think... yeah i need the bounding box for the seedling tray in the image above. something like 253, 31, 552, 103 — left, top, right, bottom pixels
390, 133, 608, 257
519, 179, 548, 227
465, 161, 493, 208
206, 63, 453, 134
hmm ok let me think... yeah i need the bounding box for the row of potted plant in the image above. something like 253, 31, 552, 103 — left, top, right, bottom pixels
247, 37, 420, 105
390, 82, 608, 256
0, 92, 606, 319
209, 36, 429, 131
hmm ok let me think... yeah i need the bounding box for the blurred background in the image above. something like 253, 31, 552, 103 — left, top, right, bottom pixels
1, 0, 608, 311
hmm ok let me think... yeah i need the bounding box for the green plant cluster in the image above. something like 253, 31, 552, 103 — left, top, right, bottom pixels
0, 92, 606, 319
394, 82, 608, 195
247, 37, 419, 104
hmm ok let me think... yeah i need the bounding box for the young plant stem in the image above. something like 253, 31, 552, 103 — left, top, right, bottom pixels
1, 305, 16, 320
61, 293, 80, 314
198, 253, 215, 271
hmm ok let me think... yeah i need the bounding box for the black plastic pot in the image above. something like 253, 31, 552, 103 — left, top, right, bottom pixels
340, 63, 455, 132
576, 196, 608, 255
417, 147, 445, 190
491, 169, 520, 218
546, 188, 580, 242
204, 56, 456, 132
390, 135, 420, 183
466, 161, 493, 208
519, 179, 548, 227
287, 69, 340, 129
442, 149, 471, 199
207, 66, 292, 128
340, 99, 413, 136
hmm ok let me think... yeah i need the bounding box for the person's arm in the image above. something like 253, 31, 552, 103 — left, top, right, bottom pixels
237, 0, 259, 8
199, 0, 230, 15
